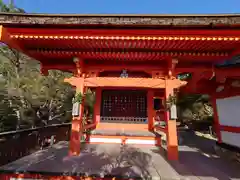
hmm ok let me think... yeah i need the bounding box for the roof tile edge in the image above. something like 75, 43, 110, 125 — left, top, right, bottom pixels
1, 12, 240, 17
0, 13, 240, 26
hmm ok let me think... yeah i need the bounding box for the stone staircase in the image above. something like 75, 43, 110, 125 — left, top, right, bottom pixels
88, 127, 161, 146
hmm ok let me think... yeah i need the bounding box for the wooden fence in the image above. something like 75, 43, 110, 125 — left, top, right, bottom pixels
0, 123, 71, 166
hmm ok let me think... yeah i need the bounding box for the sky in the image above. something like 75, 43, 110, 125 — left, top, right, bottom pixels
3, 0, 240, 14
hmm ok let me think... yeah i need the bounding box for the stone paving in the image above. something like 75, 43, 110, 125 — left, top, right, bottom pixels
1, 131, 240, 180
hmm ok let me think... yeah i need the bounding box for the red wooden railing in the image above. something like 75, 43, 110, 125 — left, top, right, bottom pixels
0, 173, 122, 180
0, 123, 71, 166
83, 122, 97, 130
0, 121, 98, 166
0, 122, 127, 180
155, 125, 167, 133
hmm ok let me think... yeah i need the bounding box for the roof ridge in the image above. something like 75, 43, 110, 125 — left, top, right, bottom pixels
1, 12, 240, 17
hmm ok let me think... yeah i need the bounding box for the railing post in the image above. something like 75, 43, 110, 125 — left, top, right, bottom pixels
69, 80, 85, 156
164, 79, 179, 160
93, 87, 102, 126
147, 89, 154, 131
211, 95, 222, 143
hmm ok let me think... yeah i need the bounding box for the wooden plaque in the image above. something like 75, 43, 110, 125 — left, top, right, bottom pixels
170, 104, 177, 120
72, 102, 80, 116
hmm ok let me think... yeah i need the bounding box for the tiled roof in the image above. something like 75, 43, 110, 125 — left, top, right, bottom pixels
0, 13, 240, 26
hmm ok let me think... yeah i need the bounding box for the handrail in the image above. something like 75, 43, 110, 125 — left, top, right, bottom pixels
83, 123, 97, 130
155, 125, 167, 133
0, 123, 71, 136
0, 124, 71, 166
0, 122, 96, 166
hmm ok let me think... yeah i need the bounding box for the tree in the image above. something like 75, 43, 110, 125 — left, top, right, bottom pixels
0, 74, 17, 132
0, 0, 25, 13
84, 88, 95, 120
177, 93, 213, 130
0, 48, 76, 130
0, 0, 28, 127
176, 72, 214, 127
31, 70, 75, 126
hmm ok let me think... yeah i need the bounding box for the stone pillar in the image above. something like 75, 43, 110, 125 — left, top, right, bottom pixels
164, 79, 178, 160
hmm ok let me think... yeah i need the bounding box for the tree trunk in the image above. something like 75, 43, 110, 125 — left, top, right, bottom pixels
15, 65, 25, 130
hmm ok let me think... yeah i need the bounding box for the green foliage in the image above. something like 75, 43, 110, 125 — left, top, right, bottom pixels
0, 0, 210, 131
178, 73, 192, 80
0, 0, 25, 13
84, 89, 95, 119
0, 46, 75, 131
0, 42, 98, 132
0, 80, 17, 132
73, 88, 96, 119
73, 92, 84, 104
177, 94, 213, 124
176, 74, 213, 125
166, 94, 177, 109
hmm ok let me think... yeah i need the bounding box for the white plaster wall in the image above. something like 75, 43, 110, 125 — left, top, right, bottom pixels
216, 96, 240, 127
216, 96, 240, 148
220, 131, 240, 148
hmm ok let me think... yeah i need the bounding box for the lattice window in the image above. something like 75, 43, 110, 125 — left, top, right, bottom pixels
101, 90, 147, 123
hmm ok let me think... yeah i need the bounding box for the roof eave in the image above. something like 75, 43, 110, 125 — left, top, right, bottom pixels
0, 13, 240, 27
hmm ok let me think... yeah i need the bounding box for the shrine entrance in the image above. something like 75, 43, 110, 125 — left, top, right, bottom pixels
100, 90, 148, 124
4, 14, 240, 162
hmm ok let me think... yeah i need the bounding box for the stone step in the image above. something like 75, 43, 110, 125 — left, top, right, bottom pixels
88, 134, 161, 146
91, 128, 157, 137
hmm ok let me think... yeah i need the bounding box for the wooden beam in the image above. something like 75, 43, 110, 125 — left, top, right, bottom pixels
93, 88, 102, 125
42, 64, 213, 74
183, 70, 215, 92
85, 64, 167, 73
0, 26, 45, 63
73, 57, 84, 77
28, 49, 229, 60
213, 79, 240, 98
180, 80, 216, 94
164, 79, 178, 160
69, 84, 86, 156
42, 63, 240, 80
40, 64, 49, 76
7, 27, 240, 37
0, 25, 8, 42
147, 90, 155, 131
184, 67, 240, 91
167, 58, 178, 77
211, 96, 222, 143
41, 64, 75, 71
0, 25, 22, 50
230, 46, 240, 57
215, 68, 240, 83
64, 77, 187, 89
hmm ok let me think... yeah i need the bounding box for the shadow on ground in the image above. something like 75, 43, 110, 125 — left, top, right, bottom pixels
1, 142, 157, 179
1, 131, 240, 180
152, 130, 240, 180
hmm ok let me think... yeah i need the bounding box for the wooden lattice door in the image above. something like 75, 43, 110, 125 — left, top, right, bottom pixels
100, 90, 147, 123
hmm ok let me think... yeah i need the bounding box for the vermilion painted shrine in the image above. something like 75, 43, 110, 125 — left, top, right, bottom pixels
0, 13, 240, 161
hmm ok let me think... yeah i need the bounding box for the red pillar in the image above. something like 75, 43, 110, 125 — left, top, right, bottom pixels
165, 79, 178, 160
211, 95, 222, 143
69, 83, 85, 156
93, 87, 102, 125
147, 89, 154, 131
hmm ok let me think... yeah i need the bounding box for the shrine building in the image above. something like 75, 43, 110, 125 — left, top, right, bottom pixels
1, 13, 240, 161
